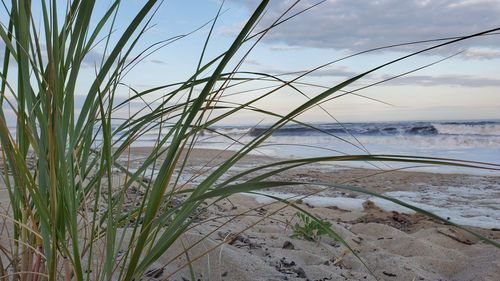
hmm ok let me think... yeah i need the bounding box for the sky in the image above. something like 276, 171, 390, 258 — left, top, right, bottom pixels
2, 0, 500, 124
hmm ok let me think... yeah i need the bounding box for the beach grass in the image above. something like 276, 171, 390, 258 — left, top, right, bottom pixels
0, 1, 499, 280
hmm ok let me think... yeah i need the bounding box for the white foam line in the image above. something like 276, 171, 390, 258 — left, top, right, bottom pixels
248, 191, 366, 210
245, 190, 500, 229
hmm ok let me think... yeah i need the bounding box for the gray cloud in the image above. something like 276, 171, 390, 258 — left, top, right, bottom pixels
81, 49, 105, 68
307, 67, 360, 78
256, 66, 359, 77
254, 65, 500, 87
268, 45, 303, 52
149, 59, 166, 65
381, 74, 500, 87
243, 59, 263, 66
234, 0, 500, 53
461, 48, 500, 59
0, 44, 164, 71
81, 50, 163, 68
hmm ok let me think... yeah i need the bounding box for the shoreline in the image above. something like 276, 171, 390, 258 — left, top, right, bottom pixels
1, 147, 498, 280
121, 146, 500, 176
121, 147, 500, 280
118, 147, 500, 230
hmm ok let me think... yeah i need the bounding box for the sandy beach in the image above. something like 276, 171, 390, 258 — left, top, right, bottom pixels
1, 147, 498, 280
106, 147, 500, 281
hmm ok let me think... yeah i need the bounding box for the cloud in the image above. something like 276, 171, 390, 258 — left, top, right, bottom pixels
0, 43, 165, 70
234, 0, 500, 54
307, 67, 360, 78
81, 50, 164, 68
268, 45, 303, 52
461, 48, 500, 59
252, 64, 500, 88
81, 50, 105, 68
255, 66, 360, 78
381, 74, 500, 87
149, 59, 167, 65
243, 59, 263, 66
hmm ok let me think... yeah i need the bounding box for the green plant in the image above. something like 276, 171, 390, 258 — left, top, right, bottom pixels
291, 212, 332, 242
0, 0, 498, 280
1, 0, 265, 279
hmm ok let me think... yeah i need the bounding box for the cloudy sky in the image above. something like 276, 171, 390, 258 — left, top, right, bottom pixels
2, 0, 500, 124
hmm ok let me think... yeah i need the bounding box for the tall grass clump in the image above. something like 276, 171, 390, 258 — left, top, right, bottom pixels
0, 0, 499, 280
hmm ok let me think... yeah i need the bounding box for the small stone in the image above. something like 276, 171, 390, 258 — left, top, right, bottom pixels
282, 241, 295, 250
382, 271, 397, 277
295, 267, 307, 278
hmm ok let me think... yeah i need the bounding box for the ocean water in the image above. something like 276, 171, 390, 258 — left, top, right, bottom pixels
196, 120, 500, 175
15, 119, 497, 174
94, 119, 500, 175
9, 119, 498, 228
11, 120, 500, 173
108, 119, 500, 229
205, 120, 500, 229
